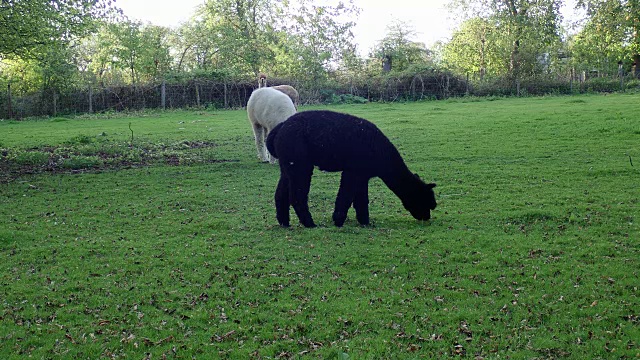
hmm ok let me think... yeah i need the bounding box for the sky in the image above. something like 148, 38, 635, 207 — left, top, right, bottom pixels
115, 0, 581, 56
115, 0, 455, 55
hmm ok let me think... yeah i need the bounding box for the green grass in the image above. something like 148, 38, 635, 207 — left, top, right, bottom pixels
1, 94, 639, 359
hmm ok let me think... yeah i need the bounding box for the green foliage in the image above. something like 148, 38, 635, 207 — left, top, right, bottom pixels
1, 95, 639, 358
447, 0, 563, 79
574, 0, 640, 67
626, 79, 640, 90
103, 21, 173, 84
471, 76, 575, 96
370, 20, 432, 74
12, 151, 49, 166
569, 20, 627, 75
0, 125, 223, 181
320, 90, 369, 104
439, 18, 508, 77
270, 0, 361, 80
1, 0, 638, 109
0, 0, 119, 58
582, 77, 623, 93
60, 156, 103, 170
163, 68, 242, 84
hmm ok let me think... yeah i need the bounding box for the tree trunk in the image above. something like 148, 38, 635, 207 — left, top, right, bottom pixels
510, 39, 520, 80
382, 55, 392, 73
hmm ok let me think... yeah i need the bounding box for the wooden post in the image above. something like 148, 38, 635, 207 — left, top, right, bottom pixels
466, 73, 470, 95
195, 83, 200, 108
516, 79, 521, 96
53, 92, 58, 117
446, 75, 450, 98
618, 61, 624, 91
88, 86, 93, 113
161, 80, 166, 110
570, 68, 574, 93
7, 83, 12, 119
224, 82, 228, 109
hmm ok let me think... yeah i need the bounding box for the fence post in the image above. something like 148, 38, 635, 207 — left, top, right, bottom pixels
224, 82, 228, 109
53, 92, 58, 117
570, 68, 574, 93
88, 86, 93, 113
618, 61, 624, 91
7, 83, 12, 119
516, 79, 521, 96
445, 75, 450, 99
195, 82, 200, 108
161, 80, 166, 110
466, 73, 470, 95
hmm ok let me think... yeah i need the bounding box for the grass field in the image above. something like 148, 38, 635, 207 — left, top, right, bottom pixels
1, 94, 639, 359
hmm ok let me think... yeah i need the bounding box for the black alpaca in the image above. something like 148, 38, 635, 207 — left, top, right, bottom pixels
266, 110, 437, 228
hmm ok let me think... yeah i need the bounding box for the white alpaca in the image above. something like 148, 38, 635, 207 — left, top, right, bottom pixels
258, 74, 299, 108
247, 87, 296, 163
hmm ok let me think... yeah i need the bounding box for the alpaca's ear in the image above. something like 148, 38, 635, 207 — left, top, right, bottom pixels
427, 183, 436, 188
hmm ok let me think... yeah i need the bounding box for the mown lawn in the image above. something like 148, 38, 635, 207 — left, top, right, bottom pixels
1, 94, 639, 359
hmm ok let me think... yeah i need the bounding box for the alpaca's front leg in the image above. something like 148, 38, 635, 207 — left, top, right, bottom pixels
275, 175, 291, 227
287, 164, 316, 228
333, 172, 365, 227
333, 171, 369, 227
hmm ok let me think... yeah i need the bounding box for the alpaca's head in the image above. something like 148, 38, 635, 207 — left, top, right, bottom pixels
258, 73, 267, 88
402, 174, 437, 221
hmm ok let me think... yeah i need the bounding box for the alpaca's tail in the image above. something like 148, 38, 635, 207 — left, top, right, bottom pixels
266, 122, 283, 159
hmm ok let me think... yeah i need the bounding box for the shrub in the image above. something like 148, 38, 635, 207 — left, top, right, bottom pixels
625, 79, 640, 90
584, 77, 623, 93
322, 92, 369, 104
60, 156, 103, 170
67, 134, 95, 145
14, 151, 50, 166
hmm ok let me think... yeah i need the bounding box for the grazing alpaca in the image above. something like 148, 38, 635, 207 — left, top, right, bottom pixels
258, 73, 299, 108
266, 110, 437, 227
247, 87, 296, 163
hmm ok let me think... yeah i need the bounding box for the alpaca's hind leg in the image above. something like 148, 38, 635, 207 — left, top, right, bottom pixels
333, 172, 366, 227
252, 123, 268, 162
275, 174, 291, 227
286, 163, 316, 228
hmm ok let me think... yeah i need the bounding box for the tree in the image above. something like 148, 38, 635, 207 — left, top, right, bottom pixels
370, 20, 432, 74
78, 24, 122, 87
0, 42, 82, 96
198, 0, 275, 76
439, 18, 505, 78
105, 21, 173, 85
194, 0, 360, 80
137, 25, 173, 80
450, 0, 563, 79
575, 0, 640, 72
0, 0, 118, 59
282, 0, 361, 79
172, 20, 221, 72
569, 19, 626, 75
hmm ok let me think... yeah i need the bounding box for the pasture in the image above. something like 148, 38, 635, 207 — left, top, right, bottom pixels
1, 94, 638, 358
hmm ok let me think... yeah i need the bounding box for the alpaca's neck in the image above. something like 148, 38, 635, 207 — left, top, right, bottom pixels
380, 163, 416, 202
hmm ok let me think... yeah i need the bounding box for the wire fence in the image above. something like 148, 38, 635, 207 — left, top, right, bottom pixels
2, 71, 639, 119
